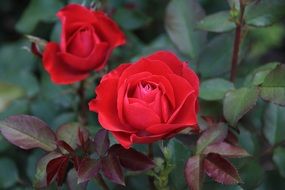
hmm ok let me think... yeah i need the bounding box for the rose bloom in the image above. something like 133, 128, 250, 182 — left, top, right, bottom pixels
43, 4, 125, 84
89, 51, 199, 148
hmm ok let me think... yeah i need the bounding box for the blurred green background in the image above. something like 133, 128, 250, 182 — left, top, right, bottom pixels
0, 0, 285, 189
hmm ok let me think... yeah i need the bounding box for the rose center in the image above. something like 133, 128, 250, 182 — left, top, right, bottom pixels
67, 26, 98, 57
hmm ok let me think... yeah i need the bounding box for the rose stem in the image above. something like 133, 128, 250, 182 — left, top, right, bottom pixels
148, 144, 155, 190
230, 0, 245, 82
78, 80, 88, 126
95, 174, 110, 190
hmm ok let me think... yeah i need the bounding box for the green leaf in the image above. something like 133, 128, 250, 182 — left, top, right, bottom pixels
223, 87, 259, 126
0, 83, 25, 112
197, 33, 233, 78
196, 123, 228, 154
260, 64, 285, 106
165, 0, 207, 58
197, 11, 236, 33
245, 0, 285, 27
238, 158, 264, 189
168, 139, 191, 190
245, 62, 279, 86
114, 8, 151, 30
263, 103, 285, 145
0, 135, 10, 152
199, 78, 234, 101
273, 147, 285, 177
0, 158, 18, 188
0, 41, 39, 97
238, 127, 256, 155
227, 0, 240, 9
16, 0, 63, 33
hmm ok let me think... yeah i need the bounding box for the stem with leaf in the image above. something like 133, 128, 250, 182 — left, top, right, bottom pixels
230, 0, 246, 82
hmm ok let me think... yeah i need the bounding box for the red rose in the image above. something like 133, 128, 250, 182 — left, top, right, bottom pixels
43, 4, 125, 84
89, 51, 199, 148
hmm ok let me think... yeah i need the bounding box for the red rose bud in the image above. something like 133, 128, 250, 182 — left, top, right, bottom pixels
89, 51, 199, 148
42, 4, 125, 84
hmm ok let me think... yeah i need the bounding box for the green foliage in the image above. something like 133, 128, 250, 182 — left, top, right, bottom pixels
197, 11, 236, 33
197, 33, 233, 78
165, 0, 207, 59
223, 87, 259, 126
0, 83, 25, 112
0, 158, 18, 188
245, 0, 285, 27
16, 0, 63, 33
199, 78, 234, 101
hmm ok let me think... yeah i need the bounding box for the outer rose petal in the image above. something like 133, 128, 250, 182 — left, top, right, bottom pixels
89, 78, 136, 133
101, 64, 131, 82
59, 42, 110, 72
94, 12, 126, 48
43, 42, 89, 84
57, 4, 97, 49
147, 51, 183, 75
111, 131, 166, 149
118, 58, 174, 86
147, 51, 199, 95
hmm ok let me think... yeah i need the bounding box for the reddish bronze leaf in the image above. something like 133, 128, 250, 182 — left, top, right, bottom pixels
102, 154, 125, 186
196, 123, 228, 154
93, 129, 110, 156
34, 152, 62, 188
57, 140, 75, 155
78, 158, 100, 183
0, 115, 56, 151
56, 123, 89, 153
203, 142, 250, 158
204, 153, 241, 185
184, 155, 204, 190
225, 130, 239, 145
46, 155, 69, 186
109, 144, 154, 171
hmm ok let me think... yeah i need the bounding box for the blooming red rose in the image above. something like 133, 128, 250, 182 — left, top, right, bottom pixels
43, 4, 125, 84
89, 51, 199, 148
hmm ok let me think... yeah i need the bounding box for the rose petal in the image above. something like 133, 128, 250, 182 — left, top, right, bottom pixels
89, 78, 136, 133
66, 27, 96, 57
124, 98, 161, 130
59, 42, 110, 72
118, 58, 174, 86
168, 92, 197, 125
111, 131, 132, 149
130, 133, 165, 145
182, 63, 199, 96
101, 64, 131, 82
146, 51, 183, 75
43, 42, 89, 84
145, 123, 189, 135
94, 12, 126, 47
166, 74, 194, 111
147, 51, 199, 96
57, 4, 97, 49
117, 72, 152, 125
